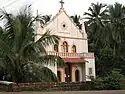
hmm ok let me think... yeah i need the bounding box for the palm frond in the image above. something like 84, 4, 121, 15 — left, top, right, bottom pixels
0, 6, 62, 83
36, 55, 65, 67
0, 39, 15, 67
36, 30, 60, 47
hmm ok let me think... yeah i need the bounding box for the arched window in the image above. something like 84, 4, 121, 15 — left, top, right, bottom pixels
54, 44, 58, 52
63, 41, 68, 52
57, 70, 61, 82
72, 45, 76, 53
75, 70, 80, 82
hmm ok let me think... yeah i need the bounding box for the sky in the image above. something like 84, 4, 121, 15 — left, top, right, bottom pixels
0, 0, 125, 16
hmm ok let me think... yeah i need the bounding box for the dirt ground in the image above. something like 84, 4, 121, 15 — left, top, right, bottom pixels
0, 90, 125, 94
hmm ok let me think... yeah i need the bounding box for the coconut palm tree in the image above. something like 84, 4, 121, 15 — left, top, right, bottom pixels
99, 3, 125, 76
0, 7, 64, 83
85, 2, 125, 76
99, 3, 125, 55
71, 15, 82, 29
108, 3, 125, 46
42, 15, 52, 24
36, 14, 52, 28
84, 2, 108, 48
84, 2, 108, 26
84, 2, 108, 53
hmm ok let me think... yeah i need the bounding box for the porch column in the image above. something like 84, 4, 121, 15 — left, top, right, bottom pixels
58, 68, 65, 82
61, 68, 65, 82
71, 64, 76, 82
82, 64, 86, 81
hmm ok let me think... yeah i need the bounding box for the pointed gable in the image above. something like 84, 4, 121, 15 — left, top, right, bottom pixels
42, 9, 84, 39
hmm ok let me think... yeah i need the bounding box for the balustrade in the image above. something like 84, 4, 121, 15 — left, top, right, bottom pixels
47, 51, 94, 58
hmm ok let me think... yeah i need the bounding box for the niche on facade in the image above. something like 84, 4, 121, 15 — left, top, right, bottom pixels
62, 41, 68, 52
54, 44, 58, 52
72, 45, 76, 53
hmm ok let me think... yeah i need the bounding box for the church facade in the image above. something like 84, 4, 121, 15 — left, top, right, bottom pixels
36, 0, 96, 82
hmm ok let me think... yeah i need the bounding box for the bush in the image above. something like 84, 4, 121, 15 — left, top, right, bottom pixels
92, 69, 125, 90
0, 84, 13, 92
92, 78, 105, 90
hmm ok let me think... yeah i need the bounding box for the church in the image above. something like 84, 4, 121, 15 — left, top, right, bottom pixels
36, 0, 96, 82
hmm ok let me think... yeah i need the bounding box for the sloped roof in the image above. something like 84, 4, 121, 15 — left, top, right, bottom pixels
63, 58, 88, 63
42, 8, 83, 34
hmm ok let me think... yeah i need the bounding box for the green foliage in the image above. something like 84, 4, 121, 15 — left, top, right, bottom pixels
70, 15, 82, 29
92, 70, 125, 90
83, 2, 125, 90
22, 64, 58, 83
85, 2, 125, 77
0, 6, 64, 83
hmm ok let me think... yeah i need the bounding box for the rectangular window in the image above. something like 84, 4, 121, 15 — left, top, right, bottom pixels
89, 68, 92, 75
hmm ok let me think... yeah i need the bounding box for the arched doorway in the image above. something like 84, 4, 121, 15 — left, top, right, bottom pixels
65, 63, 71, 82
75, 70, 80, 82
54, 44, 58, 52
72, 45, 76, 53
63, 41, 68, 52
57, 70, 61, 82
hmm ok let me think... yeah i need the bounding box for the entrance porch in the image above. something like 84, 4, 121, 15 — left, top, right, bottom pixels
57, 60, 87, 82
47, 51, 94, 82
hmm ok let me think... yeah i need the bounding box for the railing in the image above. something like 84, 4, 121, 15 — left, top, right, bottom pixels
47, 51, 94, 58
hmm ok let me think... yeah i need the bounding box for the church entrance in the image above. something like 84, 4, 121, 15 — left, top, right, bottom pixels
75, 69, 80, 82
65, 63, 71, 82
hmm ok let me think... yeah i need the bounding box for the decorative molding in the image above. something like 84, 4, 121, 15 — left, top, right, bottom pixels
58, 32, 70, 34
72, 64, 78, 68
58, 36, 87, 40
84, 57, 95, 59
41, 8, 84, 36
61, 21, 68, 30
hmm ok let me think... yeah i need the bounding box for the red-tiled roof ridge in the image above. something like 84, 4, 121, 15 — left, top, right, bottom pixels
63, 58, 88, 63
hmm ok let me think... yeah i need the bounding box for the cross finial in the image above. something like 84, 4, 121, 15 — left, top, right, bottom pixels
60, 0, 64, 8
